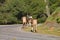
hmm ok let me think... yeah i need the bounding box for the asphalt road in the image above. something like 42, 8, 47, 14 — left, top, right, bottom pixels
0, 24, 60, 40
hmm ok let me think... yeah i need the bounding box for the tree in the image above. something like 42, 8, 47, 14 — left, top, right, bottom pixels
44, 0, 50, 17
0, 0, 60, 24
49, 0, 60, 14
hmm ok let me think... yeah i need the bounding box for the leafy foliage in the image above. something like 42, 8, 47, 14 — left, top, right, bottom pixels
0, 0, 60, 24
49, 0, 60, 14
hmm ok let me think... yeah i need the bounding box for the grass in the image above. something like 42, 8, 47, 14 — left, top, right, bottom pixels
23, 26, 60, 36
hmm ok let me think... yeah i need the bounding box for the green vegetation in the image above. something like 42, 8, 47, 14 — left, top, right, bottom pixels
46, 7, 60, 23
0, 0, 60, 24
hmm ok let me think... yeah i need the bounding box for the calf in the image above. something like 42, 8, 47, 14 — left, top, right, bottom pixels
22, 16, 27, 28
31, 19, 37, 32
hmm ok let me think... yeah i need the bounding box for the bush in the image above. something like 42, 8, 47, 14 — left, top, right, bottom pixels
56, 18, 60, 24
37, 13, 47, 23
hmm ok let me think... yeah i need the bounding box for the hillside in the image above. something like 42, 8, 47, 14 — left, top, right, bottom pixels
44, 7, 60, 28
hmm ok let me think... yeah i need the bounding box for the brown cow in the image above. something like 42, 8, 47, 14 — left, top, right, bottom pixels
28, 18, 33, 27
22, 16, 27, 28
31, 19, 37, 32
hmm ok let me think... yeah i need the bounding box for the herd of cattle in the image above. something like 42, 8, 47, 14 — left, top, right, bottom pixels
22, 16, 37, 32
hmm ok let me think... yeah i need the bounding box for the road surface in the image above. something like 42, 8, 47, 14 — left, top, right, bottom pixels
0, 24, 60, 40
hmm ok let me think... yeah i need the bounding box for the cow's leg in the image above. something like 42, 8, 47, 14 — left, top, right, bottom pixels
35, 25, 37, 32
33, 24, 37, 32
22, 22, 26, 28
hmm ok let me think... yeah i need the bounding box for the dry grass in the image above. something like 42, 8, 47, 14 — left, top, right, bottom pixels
23, 26, 60, 36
